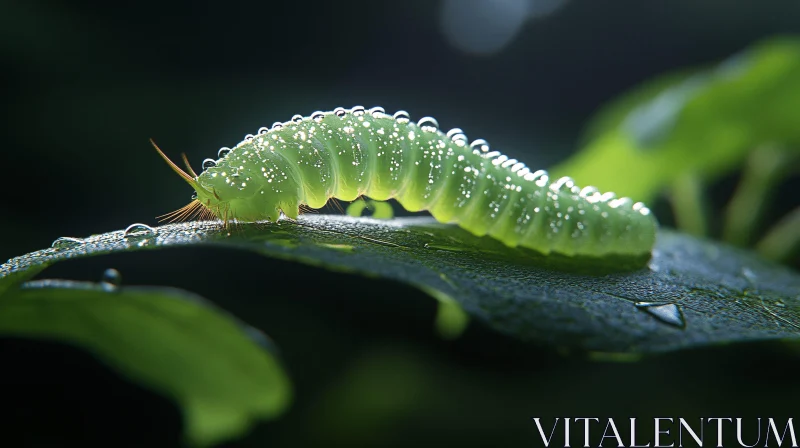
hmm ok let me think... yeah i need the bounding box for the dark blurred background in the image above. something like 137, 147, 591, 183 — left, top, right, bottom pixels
2, 1, 800, 447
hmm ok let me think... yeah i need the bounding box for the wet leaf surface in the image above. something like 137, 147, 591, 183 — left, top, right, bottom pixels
3, 215, 799, 353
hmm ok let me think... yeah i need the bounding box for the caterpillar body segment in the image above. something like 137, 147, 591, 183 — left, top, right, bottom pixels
178, 107, 657, 258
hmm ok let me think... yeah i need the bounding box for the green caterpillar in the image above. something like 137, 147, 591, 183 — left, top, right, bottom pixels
155, 106, 657, 258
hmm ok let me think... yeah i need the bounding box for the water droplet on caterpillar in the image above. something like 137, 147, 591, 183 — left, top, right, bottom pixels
417, 116, 440, 131
446, 128, 468, 146
51, 237, 85, 249
202, 158, 217, 170
311, 111, 325, 122
244, 133, 255, 141
101, 268, 122, 292
446, 128, 464, 139
635, 302, 686, 328
469, 139, 490, 152
549, 176, 576, 192
218, 147, 231, 158
334, 107, 347, 117
271, 122, 283, 131
368, 106, 386, 118
579, 186, 599, 198
291, 114, 304, 123
257, 126, 269, 135
392, 110, 411, 123
351, 105, 366, 116
123, 223, 157, 239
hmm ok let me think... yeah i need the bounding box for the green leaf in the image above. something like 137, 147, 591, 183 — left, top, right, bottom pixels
0, 280, 292, 447
3, 216, 799, 353
346, 198, 395, 219
554, 36, 800, 202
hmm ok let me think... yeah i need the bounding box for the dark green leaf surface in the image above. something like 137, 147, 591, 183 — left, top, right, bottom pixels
0, 280, 291, 447
2, 215, 799, 353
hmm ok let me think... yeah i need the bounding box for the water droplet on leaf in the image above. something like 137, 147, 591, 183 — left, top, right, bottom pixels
51, 237, 85, 249
101, 268, 121, 292
123, 223, 156, 239
635, 302, 686, 328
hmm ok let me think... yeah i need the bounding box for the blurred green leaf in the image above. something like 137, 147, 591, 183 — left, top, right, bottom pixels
2, 216, 799, 353
346, 198, 395, 219
0, 280, 291, 447
554, 36, 800, 202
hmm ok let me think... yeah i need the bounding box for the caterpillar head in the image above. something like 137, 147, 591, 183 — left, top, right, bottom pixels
153, 140, 299, 224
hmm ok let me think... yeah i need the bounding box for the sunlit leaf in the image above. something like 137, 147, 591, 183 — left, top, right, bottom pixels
555, 36, 800, 202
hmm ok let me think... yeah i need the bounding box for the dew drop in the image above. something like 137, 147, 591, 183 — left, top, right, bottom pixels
550, 176, 575, 192
392, 110, 411, 123
599, 191, 616, 202
417, 116, 440, 130
271, 122, 284, 131
202, 158, 217, 170
368, 106, 386, 118
351, 105, 366, 116
469, 138, 490, 152
446, 127, 465, 139
579, 186, 599, 198
218, 147, 231, 158
51, 237, 85, 249
741, 267, 758, 284
123, 223, 156, 239
101, 268, 122, 292
311, 111, 325, 122
257, 126, 269, 135
333, 107, 347, 117
291, 114, 304, 123
244, 133, 255, 141
635, 302, 686, 328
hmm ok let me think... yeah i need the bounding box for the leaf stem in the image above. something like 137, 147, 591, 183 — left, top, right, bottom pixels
669, 173, 709, 237
756, 205, 800, 263
722, 145, 794, 246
